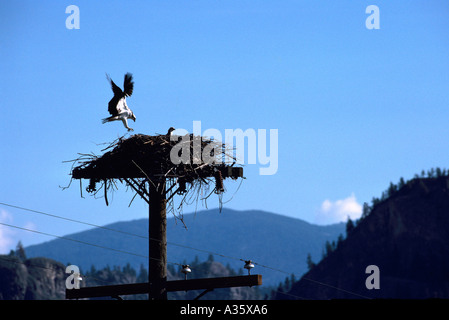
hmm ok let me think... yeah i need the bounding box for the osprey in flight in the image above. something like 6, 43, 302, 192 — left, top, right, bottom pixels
102, 73, 136, 131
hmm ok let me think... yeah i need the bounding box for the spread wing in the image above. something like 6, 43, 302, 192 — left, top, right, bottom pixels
123, 73, 134, 97
106, 73, 133, 116
106, 73, 123, 97
106, 73, 123, 116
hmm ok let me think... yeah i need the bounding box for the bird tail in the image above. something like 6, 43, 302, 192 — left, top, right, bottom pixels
102, 116, 112, 124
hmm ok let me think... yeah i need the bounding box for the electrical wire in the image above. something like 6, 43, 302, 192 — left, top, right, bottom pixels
0, 202, 149, 240
0, 254, 115, 287
0, 201, 371, 299
0, 221, 182, 267
0, 202, 246, 262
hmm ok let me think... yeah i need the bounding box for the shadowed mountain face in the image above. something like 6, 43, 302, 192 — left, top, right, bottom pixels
286, 177, 449, 299
0, 256, 66, 300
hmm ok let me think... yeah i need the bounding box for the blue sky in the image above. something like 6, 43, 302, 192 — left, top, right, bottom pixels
1, 1, 449, 253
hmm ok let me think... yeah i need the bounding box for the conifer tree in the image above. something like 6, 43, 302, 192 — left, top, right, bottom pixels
346, 217, 355, 236
15, 241, 26, 261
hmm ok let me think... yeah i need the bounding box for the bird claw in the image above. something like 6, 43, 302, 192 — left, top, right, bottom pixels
127, 128, 134, 132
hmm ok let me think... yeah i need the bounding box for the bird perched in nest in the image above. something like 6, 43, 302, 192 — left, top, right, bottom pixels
102, 73, 136, 131
167, 127, 176, 136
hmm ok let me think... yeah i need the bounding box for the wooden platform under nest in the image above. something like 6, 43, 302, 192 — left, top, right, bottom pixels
67, 132, 243, 210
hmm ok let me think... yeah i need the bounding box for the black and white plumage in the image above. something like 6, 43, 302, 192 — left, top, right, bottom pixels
167, 127, 176, 136
102, 73, 136, 131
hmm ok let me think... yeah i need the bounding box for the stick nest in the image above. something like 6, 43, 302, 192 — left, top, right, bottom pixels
65, 132, 243, 224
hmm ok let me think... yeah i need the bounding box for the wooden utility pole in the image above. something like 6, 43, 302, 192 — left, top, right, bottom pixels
67, 132, 259, 300
148, 182, 167, 300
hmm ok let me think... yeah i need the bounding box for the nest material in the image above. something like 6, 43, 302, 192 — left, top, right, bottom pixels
67, 132, 243, 221
72, 133, 237, 182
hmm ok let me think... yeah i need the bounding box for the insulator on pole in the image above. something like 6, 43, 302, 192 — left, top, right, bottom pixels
244, 260, 255, 275
181, 264, 191, 280
177, 179, 187, 195
214, 170, 224, 194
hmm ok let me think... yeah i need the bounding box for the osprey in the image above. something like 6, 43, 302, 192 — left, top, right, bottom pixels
102, 73, 136, 131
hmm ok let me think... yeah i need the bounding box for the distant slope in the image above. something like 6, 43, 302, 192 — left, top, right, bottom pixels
0, 255, 66, 299
26, 209, 345, 286
286, 177, 449, 299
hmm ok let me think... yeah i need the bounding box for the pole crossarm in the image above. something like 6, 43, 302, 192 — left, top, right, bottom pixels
66, 275, 262, 300
167, 274, 262, 292
72, 163, 243, 181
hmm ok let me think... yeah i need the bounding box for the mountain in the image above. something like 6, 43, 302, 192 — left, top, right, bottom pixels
284, 176, 449, 299
0, 253, 260, 300
0, 255, 66, 299
25, 209, 345, 286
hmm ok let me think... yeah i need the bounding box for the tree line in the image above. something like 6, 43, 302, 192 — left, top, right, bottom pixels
305, 167, 449, 272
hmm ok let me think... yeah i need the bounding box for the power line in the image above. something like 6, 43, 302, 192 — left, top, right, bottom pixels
0, 221, 147, 258
0, 202, 370, 299
252, 262, 371, 299
1, 202, 292, 280
0, 255, 116, 287
0, 221, 182, 267
300, 276, 371, 299
0, 202, 249, 269
0, 202, 148, 240
0, 202, 245, 262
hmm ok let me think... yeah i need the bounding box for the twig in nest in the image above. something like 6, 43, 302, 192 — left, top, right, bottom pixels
131, 160, 156, 189
128, 191, 138, 207
104, 179, 109, 206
